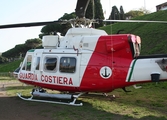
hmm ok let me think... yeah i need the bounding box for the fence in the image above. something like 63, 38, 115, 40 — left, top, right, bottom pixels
0, 72, 22, 88
0, 72, 16, 79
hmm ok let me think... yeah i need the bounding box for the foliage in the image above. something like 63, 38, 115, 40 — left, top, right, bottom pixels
2, 38, 41, 62
2, 44, 30, 59
125, 10, 145, 19
40, 0, 104, 37
25, 38, 42, 49
109, 6, 120, 20
108, 5, 125, 20
40, 12, 75, 38
100, 10, 167, 55
86, 0, 104, 28
120, 6, 125, 20
139, 7, 151, 14
0, 56, 8, 63
124, 7, 151, 19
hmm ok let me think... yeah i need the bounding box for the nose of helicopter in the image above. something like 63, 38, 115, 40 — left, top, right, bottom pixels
13, 67, 20, 78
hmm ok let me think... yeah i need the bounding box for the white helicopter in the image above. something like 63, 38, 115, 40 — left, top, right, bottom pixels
1, 0, 167, 106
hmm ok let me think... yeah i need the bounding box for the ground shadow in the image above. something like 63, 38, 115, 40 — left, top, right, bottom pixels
1, 85, 167, 120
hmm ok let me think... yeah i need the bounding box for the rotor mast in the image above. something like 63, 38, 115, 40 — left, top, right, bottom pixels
72, 0, 95, 28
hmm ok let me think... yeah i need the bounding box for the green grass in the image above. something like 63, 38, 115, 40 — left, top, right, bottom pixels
5, 82, 167, 120
0, 76, 14, 80
0, 59, 22, 72
100, 10, 167, 55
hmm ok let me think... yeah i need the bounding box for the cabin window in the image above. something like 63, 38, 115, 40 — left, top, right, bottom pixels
36, 57, 40, 70
59, 57, 76, 73
44, 57, 57, 71
22, 55, 32, 71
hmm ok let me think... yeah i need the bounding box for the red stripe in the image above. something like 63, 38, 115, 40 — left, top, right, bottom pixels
80, 35, 134, 92
19, 79, 81, 92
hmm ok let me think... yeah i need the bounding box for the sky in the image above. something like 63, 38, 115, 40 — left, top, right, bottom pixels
0, 0, 167, 53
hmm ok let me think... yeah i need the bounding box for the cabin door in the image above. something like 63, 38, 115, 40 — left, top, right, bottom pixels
40, 54, 81, 87
33, 52, 43, 82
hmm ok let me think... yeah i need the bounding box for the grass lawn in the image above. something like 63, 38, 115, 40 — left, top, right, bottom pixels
4, 81, 167, 120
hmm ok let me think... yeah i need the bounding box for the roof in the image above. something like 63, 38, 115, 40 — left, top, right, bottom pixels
156, 2, 167, 7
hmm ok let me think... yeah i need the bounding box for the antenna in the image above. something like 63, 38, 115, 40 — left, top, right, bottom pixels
92, 0, 95, 19
92, 0, 95, 28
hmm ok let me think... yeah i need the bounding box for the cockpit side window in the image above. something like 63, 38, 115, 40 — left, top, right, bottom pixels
22, 55, 32, 71
36, 57, 40, 70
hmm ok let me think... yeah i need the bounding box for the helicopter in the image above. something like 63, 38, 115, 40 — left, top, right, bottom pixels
1, 0, 167, 106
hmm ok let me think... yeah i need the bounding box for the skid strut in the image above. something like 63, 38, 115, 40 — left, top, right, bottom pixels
17, 89, 84, 106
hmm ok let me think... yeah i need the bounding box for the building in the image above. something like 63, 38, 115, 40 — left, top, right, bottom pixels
156, 2, 167, 11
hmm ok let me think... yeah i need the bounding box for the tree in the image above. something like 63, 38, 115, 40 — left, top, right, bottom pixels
120, 6, 125, 20
139, 7, 151, 14
2, 44, 31, 59
40, 12, 76, 38
25, 38, 42, 49
125, 10, 145, 19
40, 0, 105, 36
86, 0, 104, 28
0, 56, 8, 63
59, 13, 76, 20
109, 6, 120, 20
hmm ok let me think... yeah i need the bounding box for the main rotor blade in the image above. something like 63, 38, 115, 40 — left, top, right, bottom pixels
103, 19, 167, 24
0, 20, 61, 29
75, 0, 91, 18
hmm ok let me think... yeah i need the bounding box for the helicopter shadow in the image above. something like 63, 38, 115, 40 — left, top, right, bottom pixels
1, 85, 167, 120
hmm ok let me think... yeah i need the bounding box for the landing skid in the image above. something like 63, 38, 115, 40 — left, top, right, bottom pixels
17, 90, 84, 106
